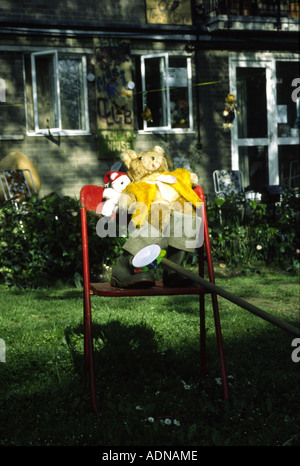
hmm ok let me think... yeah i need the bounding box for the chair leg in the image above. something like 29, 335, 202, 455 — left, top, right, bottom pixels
199, 294, 206, 379
211, 293, 229, 400
83, 291, 99, 414
87, 336, 99, 414
83, 293, 89, 373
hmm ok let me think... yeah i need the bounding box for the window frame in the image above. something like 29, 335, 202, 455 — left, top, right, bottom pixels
28, 50, 90, 136
229, 51, 300, 187
31, 50, 61, 134
140, 53, 193, 134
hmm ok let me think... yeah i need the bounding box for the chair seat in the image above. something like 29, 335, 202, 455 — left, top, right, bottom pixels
90, 281, 209, 297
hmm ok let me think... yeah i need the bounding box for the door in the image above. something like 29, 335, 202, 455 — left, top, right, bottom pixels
229, 55, 299, 192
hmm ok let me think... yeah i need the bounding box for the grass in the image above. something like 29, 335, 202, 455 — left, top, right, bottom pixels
0, 267, 299, 447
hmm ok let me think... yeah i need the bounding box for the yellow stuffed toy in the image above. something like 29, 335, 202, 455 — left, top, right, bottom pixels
110, 146, 203, 289
120, 145, 200, 228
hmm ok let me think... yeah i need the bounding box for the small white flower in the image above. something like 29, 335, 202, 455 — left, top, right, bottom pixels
164, 418, 172, 425
173, 419, 180, 426
135, 405, 143, 411
256, 245, 263, 250
181, 380, 191, 390
147, 417, 155, 423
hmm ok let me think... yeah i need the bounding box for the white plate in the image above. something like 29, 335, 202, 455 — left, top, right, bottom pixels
132, 244, 161, 268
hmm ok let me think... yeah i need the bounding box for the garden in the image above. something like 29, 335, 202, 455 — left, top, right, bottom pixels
0, 190, 299, 446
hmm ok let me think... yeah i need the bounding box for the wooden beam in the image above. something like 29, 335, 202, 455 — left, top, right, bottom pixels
162, 258, 300, 337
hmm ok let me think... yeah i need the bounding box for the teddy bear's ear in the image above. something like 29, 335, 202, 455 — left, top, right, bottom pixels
121, 150, 138, 168
152, 146, 165, 157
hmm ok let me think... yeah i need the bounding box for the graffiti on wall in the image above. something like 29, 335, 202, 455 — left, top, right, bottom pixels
94, 38, 134, 158
145, 0, 192, 25
98, 130, 134, 158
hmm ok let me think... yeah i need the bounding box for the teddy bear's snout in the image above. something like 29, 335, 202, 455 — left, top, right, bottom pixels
142, 158, 160, 171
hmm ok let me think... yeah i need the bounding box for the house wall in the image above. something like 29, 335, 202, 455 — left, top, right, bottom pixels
196, 50, 232, 192
0, 0, 147, 27
0, 35, 255, 199
1, 30, 233, 199
0, 35, 104, 198
1, 1, 298, 199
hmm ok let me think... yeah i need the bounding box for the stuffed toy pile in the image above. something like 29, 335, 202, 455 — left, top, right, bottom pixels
108, 145, 203, 289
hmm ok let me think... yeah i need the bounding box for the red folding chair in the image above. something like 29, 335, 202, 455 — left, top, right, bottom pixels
80, 184, 228, 413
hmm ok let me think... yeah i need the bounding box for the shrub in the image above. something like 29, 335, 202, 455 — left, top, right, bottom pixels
206, 190, 300, 271
0, 189, 299, 287
0, 194, 125, 287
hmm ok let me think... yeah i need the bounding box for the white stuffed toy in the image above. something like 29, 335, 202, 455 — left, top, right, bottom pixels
101, 171, 131, 217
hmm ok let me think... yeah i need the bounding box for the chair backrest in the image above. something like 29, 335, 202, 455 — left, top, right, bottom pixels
80, 184, 104, 214
213, 170, 244, 196
0, 169, 38, 202
80, 184, 206, 216
80, 184, 206, 212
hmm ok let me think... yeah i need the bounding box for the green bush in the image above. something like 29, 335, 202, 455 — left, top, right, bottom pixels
0, 194, 126, 287
0, 190, 299, 287
207, 190, 300, 271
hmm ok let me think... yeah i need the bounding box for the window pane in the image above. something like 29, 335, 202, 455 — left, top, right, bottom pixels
169, 57, 189, 129
59, 57, 85, 130
279, 145, 300, 189
144, 56, 168, 128
236, 67, 268, 138
239, 146, 268, 191
276, 61, 300, 137
35, 54, 58, 129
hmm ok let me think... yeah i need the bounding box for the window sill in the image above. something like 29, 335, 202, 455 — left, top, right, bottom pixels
27, 130, 92, 137
138, 129, 195, 135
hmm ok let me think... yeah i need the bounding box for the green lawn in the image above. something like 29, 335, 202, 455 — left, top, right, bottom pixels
0, 268, 299, 446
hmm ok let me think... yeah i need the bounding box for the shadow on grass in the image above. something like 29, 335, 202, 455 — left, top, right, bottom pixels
1, 314, 299, 446
65, 319, 199, 382
65, 320, 160, 378
64, 318, 209, 409
65, 314, 300, 414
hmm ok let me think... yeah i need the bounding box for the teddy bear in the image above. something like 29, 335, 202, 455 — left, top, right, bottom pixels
120, 145, 199, 226
100, 171, 131, 218
110, 146, 203, 289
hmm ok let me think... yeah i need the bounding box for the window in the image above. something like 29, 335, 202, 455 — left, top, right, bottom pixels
25, 51, 89, 134
138, 53, 193, 132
